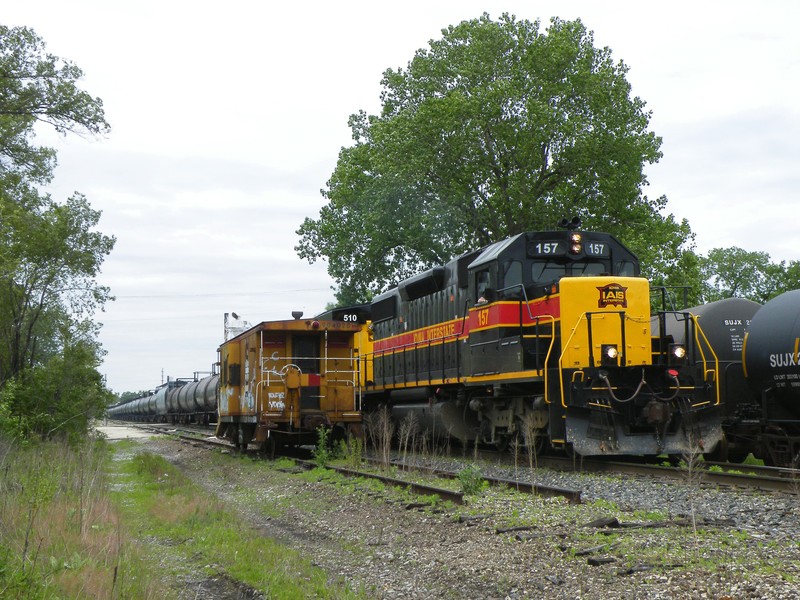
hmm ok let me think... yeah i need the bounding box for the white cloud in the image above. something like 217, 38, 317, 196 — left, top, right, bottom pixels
5, 0, 800, 392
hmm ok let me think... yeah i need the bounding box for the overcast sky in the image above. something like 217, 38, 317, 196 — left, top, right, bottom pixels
5, 1, 800, 394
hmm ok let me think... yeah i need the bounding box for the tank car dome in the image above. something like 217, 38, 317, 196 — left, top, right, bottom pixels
743, 289, 800, 401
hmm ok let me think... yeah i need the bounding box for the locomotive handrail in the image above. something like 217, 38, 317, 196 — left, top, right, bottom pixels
496, 283, 535, 321
530, 315, 555, 404
689, 314, 721, 405
557, 312, 589, 409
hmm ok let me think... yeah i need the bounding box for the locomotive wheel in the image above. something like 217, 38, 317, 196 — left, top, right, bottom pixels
496, 431, 517, 453
531, 431, 546, 457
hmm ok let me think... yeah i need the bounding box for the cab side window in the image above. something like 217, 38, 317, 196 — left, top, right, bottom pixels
476, 269, 491, 303
502, 260, 522, 297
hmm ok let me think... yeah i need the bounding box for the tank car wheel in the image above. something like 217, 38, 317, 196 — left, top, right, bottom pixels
703, 432, 745, 463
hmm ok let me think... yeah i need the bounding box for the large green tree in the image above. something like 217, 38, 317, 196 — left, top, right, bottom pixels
700, 247, 800, 304
0, 25, 108, 185
0, 25, 114, 440
0, 186, 114, 384
297, 14, 694, 303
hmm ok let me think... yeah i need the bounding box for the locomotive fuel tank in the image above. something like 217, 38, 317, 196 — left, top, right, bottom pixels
743, 289, 800, 402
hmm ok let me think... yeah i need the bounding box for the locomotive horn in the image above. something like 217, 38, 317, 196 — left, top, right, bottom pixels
557, 217, 582, 230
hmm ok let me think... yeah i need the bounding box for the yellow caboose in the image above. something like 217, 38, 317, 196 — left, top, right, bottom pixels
215, 315, 363, 451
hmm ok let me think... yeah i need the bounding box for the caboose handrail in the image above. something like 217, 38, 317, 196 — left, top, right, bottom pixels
257, 354, 361, 413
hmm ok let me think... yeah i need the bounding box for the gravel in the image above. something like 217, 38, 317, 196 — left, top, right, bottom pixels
127, 436, 800, 599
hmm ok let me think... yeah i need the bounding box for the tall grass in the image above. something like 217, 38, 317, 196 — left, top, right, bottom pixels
0, 436, 166, 599
111, 449, 366, 599
0, 436, 366, 599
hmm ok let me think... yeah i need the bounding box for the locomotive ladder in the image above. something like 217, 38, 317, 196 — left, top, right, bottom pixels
586, 396, 618, 449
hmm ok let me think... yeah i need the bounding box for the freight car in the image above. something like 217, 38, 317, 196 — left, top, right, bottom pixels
742, 289, 800, 466
658, 290, 800, 467
106, 374, 219, 425
107, 314, 365, 452
658, 297, 762, 463
357, 220, 724, 458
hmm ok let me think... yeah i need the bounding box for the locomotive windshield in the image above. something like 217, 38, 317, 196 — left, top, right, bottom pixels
531, 258, 636, 282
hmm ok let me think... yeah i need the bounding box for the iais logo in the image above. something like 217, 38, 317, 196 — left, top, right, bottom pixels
597, 283, 628, 308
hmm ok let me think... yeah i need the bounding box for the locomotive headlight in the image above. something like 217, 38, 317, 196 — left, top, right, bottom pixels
601, 344, 619, 366
569, 232, 582, 255
669, 343, 687, 363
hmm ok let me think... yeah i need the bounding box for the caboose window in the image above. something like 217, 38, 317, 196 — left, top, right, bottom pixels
293, 335, 320, 374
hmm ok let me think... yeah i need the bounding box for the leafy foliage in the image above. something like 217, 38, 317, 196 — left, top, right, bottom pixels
457, 463, 488, 496
700, 247, 800, 304
297, 14, 692, 303
0, 25, 109, 184
0, 25, 113, 440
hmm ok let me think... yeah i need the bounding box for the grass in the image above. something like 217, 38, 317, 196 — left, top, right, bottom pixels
108, 449, 366, 599
3, 433, 796, 598
0, 437, 368, 599
0, 437, 168, 599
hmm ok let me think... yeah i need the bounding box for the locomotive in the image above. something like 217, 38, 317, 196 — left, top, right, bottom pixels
356, 221, 724, 457
111, 221, 800, 465
107, 314, 365, 452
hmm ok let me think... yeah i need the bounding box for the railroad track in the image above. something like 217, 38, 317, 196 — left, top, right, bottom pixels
513, 454, 800, 494
104, 421, 799, 497
106, 422, 583, 504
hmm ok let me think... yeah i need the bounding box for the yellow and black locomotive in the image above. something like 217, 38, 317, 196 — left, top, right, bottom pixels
360, 221, 722, 457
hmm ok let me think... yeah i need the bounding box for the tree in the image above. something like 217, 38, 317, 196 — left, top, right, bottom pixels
297, 14, 692, 303
0, 187, 114, 385
0, 25, 109, 185
0, 26, 113, 440
0, 320, 113, 440
700, 247, 800, 304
